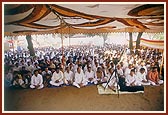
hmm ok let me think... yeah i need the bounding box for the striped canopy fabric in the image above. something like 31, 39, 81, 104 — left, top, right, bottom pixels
140, 38, 164, 49
4, 3, 164, 36
131, 38, 164, 49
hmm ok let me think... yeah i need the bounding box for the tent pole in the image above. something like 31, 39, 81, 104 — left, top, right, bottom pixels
69, 36, 70, 46
11, 38, 14, 55
160, 51, 164, 75
61, 20, 64, 64
11, 36, 15, 54
48, 4, 64, 64
69, 26, 70, 46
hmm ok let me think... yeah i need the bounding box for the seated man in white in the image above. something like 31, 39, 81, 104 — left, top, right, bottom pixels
137, 61, 147, 76
136, 68, 150, 86
30, 69, 44, 89
125, 69, 138, 86
64, 66, 74, 85
85, 65, 97, 84
50, 67, 64, 87
73, 67, 87, 88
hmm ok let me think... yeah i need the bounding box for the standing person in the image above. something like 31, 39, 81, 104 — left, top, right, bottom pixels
50, 67, 64, 87
148, 67, 163, 85
30, 70, 44, 89
73, 67, 87, 88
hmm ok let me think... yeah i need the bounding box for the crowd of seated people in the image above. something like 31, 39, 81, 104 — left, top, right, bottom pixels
4, 44, 164, 91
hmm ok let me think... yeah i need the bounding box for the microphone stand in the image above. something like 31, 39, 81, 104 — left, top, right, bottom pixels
104, 63, 120, 98
103, 50, 125, 98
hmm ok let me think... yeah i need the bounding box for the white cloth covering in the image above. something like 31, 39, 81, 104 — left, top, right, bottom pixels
73, 71, 87, 88
85, 70, 97, 84
64, 70, 74, 85
50, 71, 64, 86
30, 74, 44, 89
136, 72, 150, 86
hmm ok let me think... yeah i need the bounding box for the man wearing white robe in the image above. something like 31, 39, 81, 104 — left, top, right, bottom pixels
50, 67, 64, 86
30, 70, 44, 89
136, 68, 150, 86
73, 67, 87, 88
85, 66, 97, 84
125, 69, 138, 86
64, 66, 74, 85
137, 61, 147, 76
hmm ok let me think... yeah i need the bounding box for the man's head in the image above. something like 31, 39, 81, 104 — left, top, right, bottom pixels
140, 68, 145, 74
95, 61, 98, 66
15, 63, 19, 67
38, 68, 42, 73
66, 66, 70, 72
21, 60, 24, 65
22, 66, 26, 70
109, 68, 114, 74
45, 67, 48, 72
27, 61, 31, 66
87, 66, 91, 72
117, 64, 121, 69
140, 61, 145, 66
69, 63, 73, 68
153, 67, 158, 72
130, 69, 135, 76
128, 64, 132, 69
97, 67, 102, 72
34, 70, 39, 76
77, 67, 81, 74
55, 66, 60, 73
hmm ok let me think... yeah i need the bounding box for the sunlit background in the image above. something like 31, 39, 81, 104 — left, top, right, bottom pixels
4, 32, 164, 51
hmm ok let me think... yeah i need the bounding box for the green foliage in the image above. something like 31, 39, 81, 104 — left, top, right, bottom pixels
153, 33, 164, 40
147, 33, 164, 40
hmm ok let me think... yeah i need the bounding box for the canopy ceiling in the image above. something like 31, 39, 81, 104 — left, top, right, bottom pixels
4, 3, 164, 36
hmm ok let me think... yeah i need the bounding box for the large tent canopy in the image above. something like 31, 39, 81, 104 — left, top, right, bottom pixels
4, 3, 164, 36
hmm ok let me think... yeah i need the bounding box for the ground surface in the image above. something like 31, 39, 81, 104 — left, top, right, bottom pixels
4, 85, 164, 111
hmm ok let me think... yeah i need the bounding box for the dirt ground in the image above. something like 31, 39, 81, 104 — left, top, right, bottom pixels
4, 84, 164, 111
